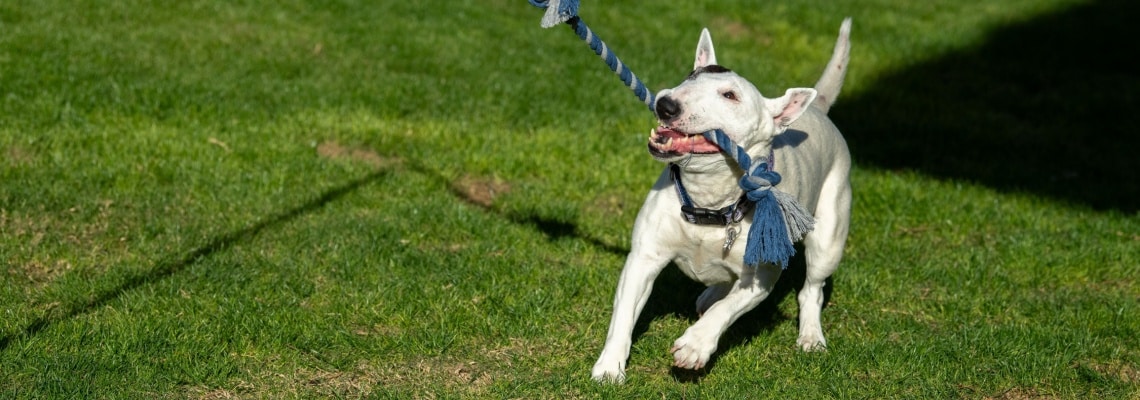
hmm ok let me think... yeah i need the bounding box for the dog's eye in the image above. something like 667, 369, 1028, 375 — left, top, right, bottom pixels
722, 91, 737, 101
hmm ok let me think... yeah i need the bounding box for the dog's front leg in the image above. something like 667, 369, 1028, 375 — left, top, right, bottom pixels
671, 264, 781, 369
591, 250, 671, 383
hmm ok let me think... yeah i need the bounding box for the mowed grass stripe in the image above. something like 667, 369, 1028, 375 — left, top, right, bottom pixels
1, 0, 1137, 398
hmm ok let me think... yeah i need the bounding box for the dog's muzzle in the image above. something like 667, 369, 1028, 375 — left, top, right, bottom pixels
647, 96, 720, 159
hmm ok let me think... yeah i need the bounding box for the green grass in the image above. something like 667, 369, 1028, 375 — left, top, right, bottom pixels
2, 0, 1138, 398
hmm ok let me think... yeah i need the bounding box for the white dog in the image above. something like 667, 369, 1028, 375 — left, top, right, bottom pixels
591, 19, 853, 383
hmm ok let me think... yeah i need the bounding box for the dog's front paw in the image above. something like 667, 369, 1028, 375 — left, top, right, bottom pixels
670, 330, 717, 370
591, 357, 627, 384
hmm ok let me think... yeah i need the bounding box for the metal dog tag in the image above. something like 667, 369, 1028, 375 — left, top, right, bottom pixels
723, 224, 739, 253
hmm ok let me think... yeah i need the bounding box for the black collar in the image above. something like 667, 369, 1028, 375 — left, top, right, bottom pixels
671, 164, 752, 226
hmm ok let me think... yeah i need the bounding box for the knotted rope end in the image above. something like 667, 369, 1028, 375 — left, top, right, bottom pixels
742, 189, 813, 269
530, 0, 580, 28
726, 143, 815, 270
743, 191, 793, 268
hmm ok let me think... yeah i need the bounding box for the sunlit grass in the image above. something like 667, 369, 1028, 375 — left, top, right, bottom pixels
1, 0, 1136, 398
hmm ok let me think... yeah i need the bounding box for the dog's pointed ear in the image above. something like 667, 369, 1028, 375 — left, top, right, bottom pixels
765, 88, 818, 128
694, 28, 717, 69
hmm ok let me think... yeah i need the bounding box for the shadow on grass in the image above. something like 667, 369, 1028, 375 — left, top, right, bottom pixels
413, 159, 812, 377
833, 0, 1140, 212
410, 159, 631, 256
656, 250, 830, 383
0, 170, 391, 351
656, 0, 1137, 381
438, 1, 1139, 377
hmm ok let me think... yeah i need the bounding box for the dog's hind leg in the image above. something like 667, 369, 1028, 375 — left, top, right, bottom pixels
696, 283, 732, 316
796, 176, 851, 351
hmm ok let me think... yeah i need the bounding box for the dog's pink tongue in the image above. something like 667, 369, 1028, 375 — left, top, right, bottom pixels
651, 127, 720, 154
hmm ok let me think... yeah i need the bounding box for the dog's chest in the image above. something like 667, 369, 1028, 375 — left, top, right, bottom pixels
671, 227, 746, 284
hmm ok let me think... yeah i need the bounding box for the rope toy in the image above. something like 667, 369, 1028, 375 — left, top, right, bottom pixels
530, 0, 814, 268
703, 130, 815, 268
528, 0, 654, 110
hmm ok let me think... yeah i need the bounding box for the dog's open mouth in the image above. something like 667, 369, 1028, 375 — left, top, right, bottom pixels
648, 126, 722, 158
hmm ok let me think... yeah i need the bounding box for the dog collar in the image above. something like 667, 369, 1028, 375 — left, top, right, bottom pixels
671, 164, 752, 226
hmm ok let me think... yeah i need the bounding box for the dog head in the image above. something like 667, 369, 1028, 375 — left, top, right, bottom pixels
648, 28, 817, 164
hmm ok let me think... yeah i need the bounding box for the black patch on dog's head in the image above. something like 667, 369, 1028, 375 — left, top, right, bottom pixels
687, 65, 732, 80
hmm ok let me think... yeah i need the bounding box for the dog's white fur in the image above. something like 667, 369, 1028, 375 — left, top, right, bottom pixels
591, 19, 853, 383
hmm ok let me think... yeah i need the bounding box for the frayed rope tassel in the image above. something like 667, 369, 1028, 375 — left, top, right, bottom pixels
710, 129, 815, 269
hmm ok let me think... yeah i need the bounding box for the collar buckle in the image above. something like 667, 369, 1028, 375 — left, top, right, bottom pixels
681, 204, 731, 225
672, 163, 753, 226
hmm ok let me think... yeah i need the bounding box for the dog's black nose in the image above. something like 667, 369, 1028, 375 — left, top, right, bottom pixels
655, 96, 681, 121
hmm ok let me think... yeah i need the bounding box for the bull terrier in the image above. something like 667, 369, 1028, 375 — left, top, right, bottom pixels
591, 18, 853, 383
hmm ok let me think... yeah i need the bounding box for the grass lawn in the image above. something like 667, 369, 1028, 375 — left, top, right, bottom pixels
2, 0, 1137, 398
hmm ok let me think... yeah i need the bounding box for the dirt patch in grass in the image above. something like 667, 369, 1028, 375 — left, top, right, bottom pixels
336, 357, 494, 399
451, 175, 511, 208
4, 144, 35, 166
13, 259, 73, 285
182, 362, 382, 399
182, 386, 241, 400
710, 16, 772, 45
984, 387, 1058, 400
316, 141, 399, 170
1084, 360, 1140, 384
588, 192, 631, 218
292, 367, 379, 398
1114, 230, 1140, 241
180, 348, 505, 399
2, 203, 124, 287
351, 323, 402, 338
2, 201, 118, 242
1086, 277, 1139, 297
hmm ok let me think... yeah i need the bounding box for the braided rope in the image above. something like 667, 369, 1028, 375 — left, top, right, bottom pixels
530, 0, 655, 110
566, 18, 656, 110
704, 129, 810, 268
704, 129, 816, 268
530, 0, 812, 268
702, 129, 761, 174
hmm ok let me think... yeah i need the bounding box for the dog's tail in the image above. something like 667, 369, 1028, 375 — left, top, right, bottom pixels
812, 18, 852, 114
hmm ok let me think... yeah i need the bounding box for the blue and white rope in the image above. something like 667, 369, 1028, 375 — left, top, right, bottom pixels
530, 0, 655, 111
702, 129, 761, 174
703, 129, 813, 268
568, 18, 656, 110
530, 0, 813, 268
